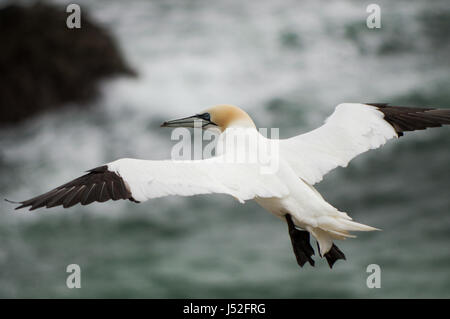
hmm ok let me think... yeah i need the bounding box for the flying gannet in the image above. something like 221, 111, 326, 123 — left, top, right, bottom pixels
8, 103, 450, 268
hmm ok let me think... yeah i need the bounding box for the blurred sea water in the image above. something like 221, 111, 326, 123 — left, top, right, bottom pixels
0, 0, 449, 298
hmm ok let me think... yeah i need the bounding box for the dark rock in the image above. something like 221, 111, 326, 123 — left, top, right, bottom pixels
0, 2, 136, 125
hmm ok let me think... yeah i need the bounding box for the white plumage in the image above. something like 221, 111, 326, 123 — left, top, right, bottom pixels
13, 102, 450, 267
107, 156, 289, 203
107, 103, 392, 256
280, 103, 397, 185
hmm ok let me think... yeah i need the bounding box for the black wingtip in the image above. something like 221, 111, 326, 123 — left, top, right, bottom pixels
86, 165, 108, 173
365, 103, 450, 137
4, 199, 28, 211
4, 198, 19, 204
365, 103, 389, 107
7, 164, 134, 211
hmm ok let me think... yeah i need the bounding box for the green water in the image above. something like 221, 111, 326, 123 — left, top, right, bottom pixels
0, 0, 449, 298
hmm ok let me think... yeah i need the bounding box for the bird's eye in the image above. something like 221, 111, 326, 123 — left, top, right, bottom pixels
200, 113, 211, 121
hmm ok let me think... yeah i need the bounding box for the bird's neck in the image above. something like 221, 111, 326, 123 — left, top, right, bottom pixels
215, 127, 261, 156
225, 118, 256, 130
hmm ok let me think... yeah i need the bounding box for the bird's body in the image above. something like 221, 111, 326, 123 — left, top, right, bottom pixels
9, 103, 450, 268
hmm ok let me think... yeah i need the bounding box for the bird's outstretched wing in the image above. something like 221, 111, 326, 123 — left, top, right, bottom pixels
12, 157, 289, 211
280, 103, 450, 185
11, 166, 135, 210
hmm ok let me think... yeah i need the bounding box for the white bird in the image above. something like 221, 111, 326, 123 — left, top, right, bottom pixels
9, 103, 450, 268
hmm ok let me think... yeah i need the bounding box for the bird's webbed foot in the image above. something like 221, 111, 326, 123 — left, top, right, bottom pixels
323, 244, 346, 269
285, 214, 315, 267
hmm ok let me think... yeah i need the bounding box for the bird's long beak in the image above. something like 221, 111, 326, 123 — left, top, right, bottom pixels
161, 114, 216, 128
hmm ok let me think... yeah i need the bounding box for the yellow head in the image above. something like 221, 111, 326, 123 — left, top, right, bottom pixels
161, 104, 255, 132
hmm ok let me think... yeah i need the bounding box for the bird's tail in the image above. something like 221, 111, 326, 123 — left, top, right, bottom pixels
309, 213, 379, 256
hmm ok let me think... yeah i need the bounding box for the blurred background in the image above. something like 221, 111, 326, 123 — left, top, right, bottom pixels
0, 0, 449, 298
